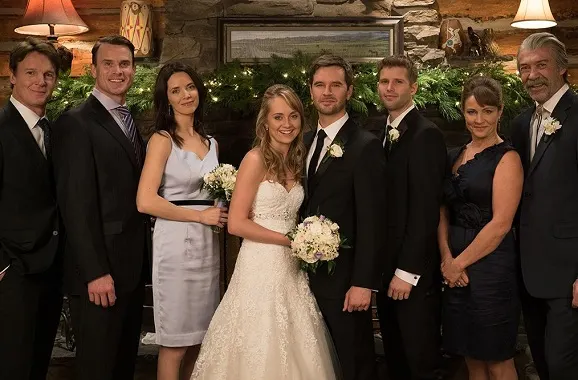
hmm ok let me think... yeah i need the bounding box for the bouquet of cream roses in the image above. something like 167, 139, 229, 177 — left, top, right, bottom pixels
202, 163, 238, 203
287, 215, 346, 274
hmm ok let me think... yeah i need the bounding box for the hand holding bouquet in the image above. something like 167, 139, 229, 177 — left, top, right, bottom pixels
287, 215, 347, 275
202, 164, 238, 232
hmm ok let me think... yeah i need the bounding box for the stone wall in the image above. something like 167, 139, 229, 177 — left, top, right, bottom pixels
160, 0, 445, 72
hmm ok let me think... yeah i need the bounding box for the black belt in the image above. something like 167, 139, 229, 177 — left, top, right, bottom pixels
170, 200, 213, 206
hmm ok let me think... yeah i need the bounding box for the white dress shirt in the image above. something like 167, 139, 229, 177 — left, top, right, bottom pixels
306, 113, 349, 175
386, 103, 421, 287
530, 84, 569, 158
1, 97, 49, 276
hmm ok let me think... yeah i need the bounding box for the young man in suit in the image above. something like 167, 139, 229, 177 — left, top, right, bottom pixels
0, 38, 63, 380
510, 32, 578, 380
372, 56, 446, 380
52, 35, 149, 380
302, 54, 386, 380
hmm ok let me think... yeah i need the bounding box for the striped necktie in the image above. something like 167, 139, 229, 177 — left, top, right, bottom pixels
115, 106, 144, 166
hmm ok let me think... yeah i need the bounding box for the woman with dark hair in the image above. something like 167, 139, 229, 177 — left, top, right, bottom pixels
136, 62, 227, 380
438, 76, 523, 380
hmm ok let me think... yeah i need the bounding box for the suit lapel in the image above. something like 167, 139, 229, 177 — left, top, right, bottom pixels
518, 108, 533, 172
527, 90, 573, 177
303, 131, 315, 197
311, 118, 355, 187
5, 103, 48, 165
87, 95, 139, 169
388, 108, 416, 158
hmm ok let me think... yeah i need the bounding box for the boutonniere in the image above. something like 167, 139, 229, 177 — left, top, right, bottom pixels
543, 117, 561, 137
388, 127, 400, 144
327, 140, 344, 158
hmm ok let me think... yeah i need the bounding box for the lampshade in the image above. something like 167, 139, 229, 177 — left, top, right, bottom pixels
511, 0, 557, 29
14, 0, 89, 38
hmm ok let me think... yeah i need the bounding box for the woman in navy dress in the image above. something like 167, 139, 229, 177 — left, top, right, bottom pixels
438, 76, 523, 380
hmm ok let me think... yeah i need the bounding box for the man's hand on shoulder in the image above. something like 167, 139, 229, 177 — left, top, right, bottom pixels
87, 274, 116, 308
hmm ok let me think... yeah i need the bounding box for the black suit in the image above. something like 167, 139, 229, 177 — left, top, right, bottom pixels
302, 117, 386, 380
370, 108, 445, 380
52, 94, 149, 380
0, 101, 63, 380
510, 88, 578, 380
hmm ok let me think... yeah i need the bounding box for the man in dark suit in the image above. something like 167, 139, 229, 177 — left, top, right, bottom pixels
52, 35, 149, 380
510, 32, 578, 380
370, 56, 446, 380
302, 55, 386, 380
0, 38, 63, 380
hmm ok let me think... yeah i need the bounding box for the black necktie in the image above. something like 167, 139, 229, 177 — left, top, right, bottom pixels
308, 129, 326, 183
384, 124, 392, 153
115, 106, 145, 167
37, 118, 52, 159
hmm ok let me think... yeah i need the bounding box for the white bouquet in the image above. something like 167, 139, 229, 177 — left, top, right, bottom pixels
202, 164, 238, 203
287, 215, 346, 274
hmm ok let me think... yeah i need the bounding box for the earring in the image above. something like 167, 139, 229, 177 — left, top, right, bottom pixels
168, 105, 173, 116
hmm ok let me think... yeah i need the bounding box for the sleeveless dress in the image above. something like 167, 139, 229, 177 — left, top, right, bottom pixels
442, 141, 520, 361
191, 181, 340, 380
152, 137, 220, 347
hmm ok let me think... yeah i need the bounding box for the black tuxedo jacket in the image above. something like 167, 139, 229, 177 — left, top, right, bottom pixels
0, 102, 61, 274
510, 89, 578, 298
52, 95, 149, 295
301, 118, 386, 299
369, 108, 446, 290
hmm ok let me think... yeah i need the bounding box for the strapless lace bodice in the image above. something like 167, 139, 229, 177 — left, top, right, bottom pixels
251, 181, 304, 234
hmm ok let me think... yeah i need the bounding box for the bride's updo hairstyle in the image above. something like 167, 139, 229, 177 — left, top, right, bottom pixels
254, 84, 307, 185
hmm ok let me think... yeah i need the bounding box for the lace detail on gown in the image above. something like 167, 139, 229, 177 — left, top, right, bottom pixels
191, 181, 339, 380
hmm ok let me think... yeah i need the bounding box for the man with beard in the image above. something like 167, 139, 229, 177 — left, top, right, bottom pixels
52, 35, 149, 380
510, 32, 578, 380
370, 55, 445, 380
301, 54, 386, 380
0, 37, 63, 380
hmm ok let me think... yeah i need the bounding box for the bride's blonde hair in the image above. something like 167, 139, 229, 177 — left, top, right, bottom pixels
253, 84, 306, 185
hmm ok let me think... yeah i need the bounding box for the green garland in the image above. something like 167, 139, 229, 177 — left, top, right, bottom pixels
47, 54, 534, 124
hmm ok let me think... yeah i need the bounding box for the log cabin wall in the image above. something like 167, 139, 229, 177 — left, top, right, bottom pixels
0, 0, 166, 103
437, 0, 578, 81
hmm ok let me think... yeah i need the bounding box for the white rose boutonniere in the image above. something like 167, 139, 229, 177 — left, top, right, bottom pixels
543, 117, 561, 137
327, 141, 344, 158
388, 127, 400, 143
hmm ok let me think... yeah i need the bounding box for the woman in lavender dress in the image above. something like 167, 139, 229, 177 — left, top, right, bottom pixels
137, 62, 228, 380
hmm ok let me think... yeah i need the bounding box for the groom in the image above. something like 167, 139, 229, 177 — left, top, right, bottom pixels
302, 54, 387, 380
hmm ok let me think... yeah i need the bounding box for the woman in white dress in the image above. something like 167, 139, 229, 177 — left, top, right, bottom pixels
137, 62, 228, 380
191, 84, 340, 380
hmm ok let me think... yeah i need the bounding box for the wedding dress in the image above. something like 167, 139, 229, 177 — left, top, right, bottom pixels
191, 181, 339, 380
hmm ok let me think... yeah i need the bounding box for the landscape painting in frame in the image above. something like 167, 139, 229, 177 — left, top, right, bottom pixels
218, 17, 404, 65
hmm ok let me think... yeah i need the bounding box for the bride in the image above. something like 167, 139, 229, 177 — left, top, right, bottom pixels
191, 84, 340, 379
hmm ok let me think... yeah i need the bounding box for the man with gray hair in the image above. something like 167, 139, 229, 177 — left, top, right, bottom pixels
511, 32, 578, 379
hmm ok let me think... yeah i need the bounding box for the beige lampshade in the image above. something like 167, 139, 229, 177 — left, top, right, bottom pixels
511, 0, 557, 29
15, 0, 89, 37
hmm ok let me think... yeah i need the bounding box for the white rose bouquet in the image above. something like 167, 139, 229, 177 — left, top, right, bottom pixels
202, 163, 238, 203
286, 215, 347, 274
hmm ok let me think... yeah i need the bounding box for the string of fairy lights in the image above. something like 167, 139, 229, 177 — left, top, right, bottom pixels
47, 54, 542, 128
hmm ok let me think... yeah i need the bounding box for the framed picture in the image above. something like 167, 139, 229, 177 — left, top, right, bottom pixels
218, 17, 404, 65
